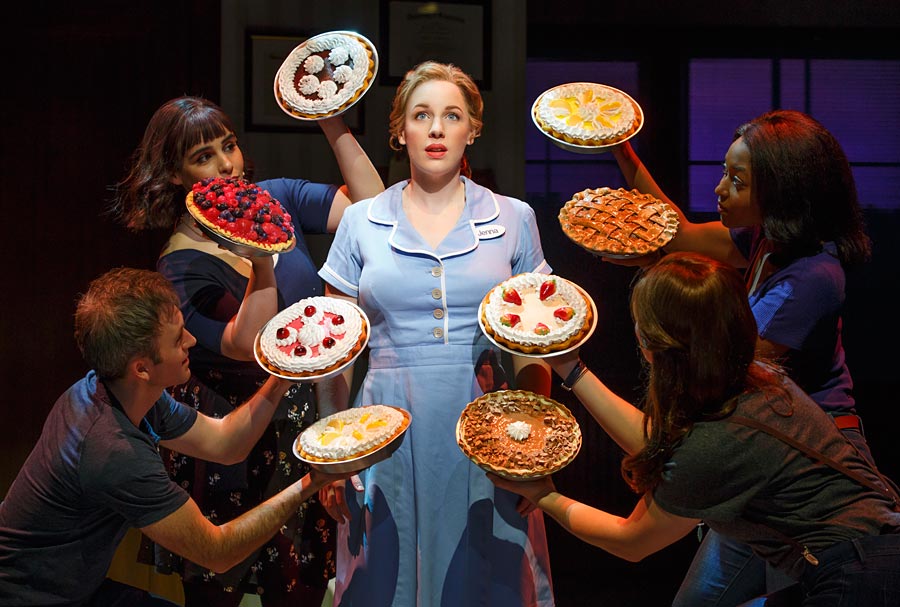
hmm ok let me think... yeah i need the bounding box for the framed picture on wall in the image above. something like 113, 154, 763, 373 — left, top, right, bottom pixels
244, 29, 365, 133
379, 0, 492, 89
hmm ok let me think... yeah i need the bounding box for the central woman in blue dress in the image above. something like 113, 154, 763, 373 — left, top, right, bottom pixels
317, 61, 557, 606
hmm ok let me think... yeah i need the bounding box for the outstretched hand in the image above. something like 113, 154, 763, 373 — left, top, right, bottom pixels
317, 473, 365, 523
486, 472, 556, 517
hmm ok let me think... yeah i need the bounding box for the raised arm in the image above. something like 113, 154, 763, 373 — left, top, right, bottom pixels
318, 116, 385, 232
611, 142, 746, 267
141, 468, 348, 573
219, 255, 278, 360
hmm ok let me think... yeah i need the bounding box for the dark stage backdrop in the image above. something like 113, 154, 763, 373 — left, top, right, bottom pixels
1, 1, 221, 492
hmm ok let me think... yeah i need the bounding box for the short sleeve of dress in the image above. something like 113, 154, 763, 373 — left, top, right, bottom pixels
319, 200, 366, 296
509, 197, 551, 276
158, 251, 239, 354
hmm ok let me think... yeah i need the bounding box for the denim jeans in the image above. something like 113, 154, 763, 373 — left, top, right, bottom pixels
798, 533, 900, 606
672, 529, 793, 607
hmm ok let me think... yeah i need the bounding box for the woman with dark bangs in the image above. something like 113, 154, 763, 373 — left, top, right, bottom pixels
111, 96, 383, 607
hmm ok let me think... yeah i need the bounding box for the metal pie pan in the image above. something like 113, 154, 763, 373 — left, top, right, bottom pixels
530, 82, 644, 154
293, 407, 410, 474
273, 30, 379, 121
189, 217, 295, 258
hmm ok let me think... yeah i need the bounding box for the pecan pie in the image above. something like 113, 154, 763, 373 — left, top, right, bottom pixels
457, 390, 582, 480
558, 187, 679, 258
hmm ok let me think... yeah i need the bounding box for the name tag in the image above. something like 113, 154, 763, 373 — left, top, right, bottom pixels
476, 225, 505, 239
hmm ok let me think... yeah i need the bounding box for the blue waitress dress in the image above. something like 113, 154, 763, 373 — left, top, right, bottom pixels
318, 177, 556, 607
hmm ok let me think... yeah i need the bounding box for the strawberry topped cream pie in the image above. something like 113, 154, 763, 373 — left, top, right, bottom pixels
256, 296, 368, 379
186, 177, 295, 254
480, 273, 594, 355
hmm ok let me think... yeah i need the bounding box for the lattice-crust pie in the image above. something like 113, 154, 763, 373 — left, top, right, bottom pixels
481, 273, 593, 355
457, 390, 582, 480
533, 82, 642, 148
559, 187, 679, 258
297, 405, 410, 463
256, 296, 368, 379
275, 30, 377, 120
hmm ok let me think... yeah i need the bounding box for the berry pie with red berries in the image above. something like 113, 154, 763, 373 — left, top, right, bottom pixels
186, 177, 295, 255
256, 296, 368, 379
274, 30, 377, 120
480, 273, 594, 355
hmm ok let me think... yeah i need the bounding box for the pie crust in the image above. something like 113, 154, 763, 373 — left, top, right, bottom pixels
457, 390, 582, 480
559, 187, 679, 258
274, 30, 377, 120
297, 406, 411, 463
186, 177, 295, 254
480, 273, 594, 355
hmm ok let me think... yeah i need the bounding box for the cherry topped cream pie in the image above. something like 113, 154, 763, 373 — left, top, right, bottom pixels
457, 390, 582, 480
559, 187, 679, 258
275, 30, 377, 120
186, 177, 295, 254
480, 273, 594, 355
256, 296, 368, 379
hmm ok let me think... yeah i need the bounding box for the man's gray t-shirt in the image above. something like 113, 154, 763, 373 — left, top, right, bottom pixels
0, 371, 197, 605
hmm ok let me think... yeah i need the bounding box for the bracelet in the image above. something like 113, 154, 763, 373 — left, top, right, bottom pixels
560, 359, 588, 392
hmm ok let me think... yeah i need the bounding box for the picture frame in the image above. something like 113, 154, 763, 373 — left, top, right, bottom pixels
379, 0, 492, 89
244, 29, 365, 133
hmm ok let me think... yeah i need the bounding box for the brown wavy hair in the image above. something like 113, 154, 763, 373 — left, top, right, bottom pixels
622, 252, 784, 493
387, 61, 483, 179
108, 96, 244, 231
